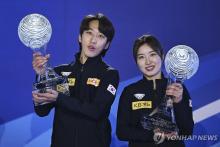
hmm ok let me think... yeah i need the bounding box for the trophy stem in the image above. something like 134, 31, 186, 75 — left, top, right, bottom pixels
171, 108, 175, 123
33, 45, 50, 77
32, 47, 69, 96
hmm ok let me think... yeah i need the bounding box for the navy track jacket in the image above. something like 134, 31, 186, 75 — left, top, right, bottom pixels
116, 74, 194, 147
34, 53, 119, 147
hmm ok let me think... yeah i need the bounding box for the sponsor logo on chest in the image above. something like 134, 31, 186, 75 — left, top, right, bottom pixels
61, 72, 72, 76
132, 101, 152, 110
68, 78, 76, 86
87, 78, 100, 87
134, 93, 145, 100
56, 83, 69, 94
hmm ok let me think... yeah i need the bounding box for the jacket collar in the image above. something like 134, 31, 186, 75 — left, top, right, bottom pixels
142, 72, 168, 90
73, 51, 103, 68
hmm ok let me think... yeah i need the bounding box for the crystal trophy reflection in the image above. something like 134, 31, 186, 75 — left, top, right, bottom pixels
18, 13, 69, 96
141, 45, 199, 134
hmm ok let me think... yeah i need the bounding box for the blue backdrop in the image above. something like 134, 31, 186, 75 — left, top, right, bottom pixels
0, 0, 219, 147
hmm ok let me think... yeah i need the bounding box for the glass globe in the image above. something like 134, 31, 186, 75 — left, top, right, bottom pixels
18, 13, 52, 50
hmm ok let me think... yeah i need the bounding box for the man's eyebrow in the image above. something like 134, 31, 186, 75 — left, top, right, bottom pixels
86, 28, 93, 31
149, 51, 157, 53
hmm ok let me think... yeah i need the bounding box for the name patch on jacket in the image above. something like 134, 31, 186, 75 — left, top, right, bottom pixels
68, 78, 76, 86
132, 101, 152, 110
87, 78, 100, 87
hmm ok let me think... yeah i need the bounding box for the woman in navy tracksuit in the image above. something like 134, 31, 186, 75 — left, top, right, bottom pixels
116, 34, 194, 147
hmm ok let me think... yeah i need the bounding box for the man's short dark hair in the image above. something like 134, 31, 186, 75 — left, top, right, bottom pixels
79, 13, 115, 57
133, 34, 163, 62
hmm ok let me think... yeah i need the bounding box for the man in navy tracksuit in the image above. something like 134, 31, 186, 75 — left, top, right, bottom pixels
32, 13, 119, 147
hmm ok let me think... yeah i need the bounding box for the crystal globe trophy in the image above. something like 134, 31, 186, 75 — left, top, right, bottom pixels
141, 45, 199, 135
18, 13, 69, 96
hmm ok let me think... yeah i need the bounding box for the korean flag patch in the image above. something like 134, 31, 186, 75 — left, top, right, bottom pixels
107, 84, 116, 95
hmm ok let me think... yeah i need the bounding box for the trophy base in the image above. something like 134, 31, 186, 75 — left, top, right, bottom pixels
33, 76, 69, 96
141, 115, 179, 134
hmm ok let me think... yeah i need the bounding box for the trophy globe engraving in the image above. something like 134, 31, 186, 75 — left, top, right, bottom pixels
18, 13, 52, 50
141, 45, 199, 136
18, 13, 69, 96
165, 45, 199, 82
